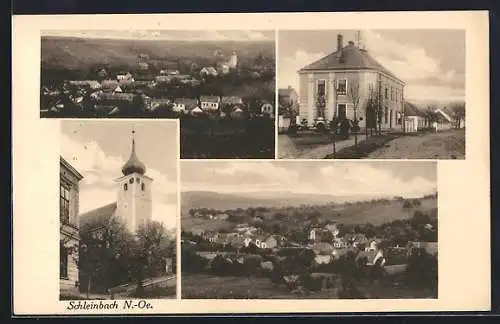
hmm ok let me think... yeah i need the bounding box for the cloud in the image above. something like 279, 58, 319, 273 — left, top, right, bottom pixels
278, 49, 326, 90
61, 134, 177, 229
319, 164, 436, 197
362, 30, 464, 101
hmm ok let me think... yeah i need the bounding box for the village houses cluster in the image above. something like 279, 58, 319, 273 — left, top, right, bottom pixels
42, 50, 275, 118
183, 214, 437, 272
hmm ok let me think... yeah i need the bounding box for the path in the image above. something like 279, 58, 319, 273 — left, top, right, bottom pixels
367, 129, 465, 159
278, 134, 359, 159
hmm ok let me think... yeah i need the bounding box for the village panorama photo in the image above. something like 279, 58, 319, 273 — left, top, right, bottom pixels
277, 29, 465, 159
180, 161, 438, 299
40, 30, 276, 159
59, 120, 178, 301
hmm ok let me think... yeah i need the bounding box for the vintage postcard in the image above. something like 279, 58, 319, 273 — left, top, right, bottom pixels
12, 11, 490, 315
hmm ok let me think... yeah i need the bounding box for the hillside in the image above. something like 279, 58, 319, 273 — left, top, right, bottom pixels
181, 190, 386, 212
181, 191, 438, 232
41, 36, 275, 70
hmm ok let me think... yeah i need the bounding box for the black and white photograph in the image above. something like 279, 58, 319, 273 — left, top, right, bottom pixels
180, 161, 438, 299
40, 30, 276, 159
278, 30, 466, 159
59, 120, 178, 300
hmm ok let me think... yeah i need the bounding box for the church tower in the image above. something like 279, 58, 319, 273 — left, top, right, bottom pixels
115, 130, 153, 233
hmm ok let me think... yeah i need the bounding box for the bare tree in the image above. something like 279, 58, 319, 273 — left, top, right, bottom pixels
348, 79, 361, 146
366, 84, 381, 137
450, 102, 465, 129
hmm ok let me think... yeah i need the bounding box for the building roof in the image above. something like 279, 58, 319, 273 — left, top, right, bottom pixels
98, 92, 135, 103
79, 202, 117, 229
221, 96, 244, 104
200, 96, 220, 102
121, 133, 146, 176
101, 79, 119, 90
404, 101, 426, 117
60, 156, 84, 180
174, 98, 199, 108
299, 41, 403, 83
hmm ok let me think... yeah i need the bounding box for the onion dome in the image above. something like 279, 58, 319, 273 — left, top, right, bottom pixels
121, 130, 146, 176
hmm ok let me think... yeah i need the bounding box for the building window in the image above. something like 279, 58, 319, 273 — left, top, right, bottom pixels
337, 79, 347, 95
385, 87, 388, 99
124, 183, 128, 191
129, 177, 134, 184
384, 106, 388, 123
60, 246, 68, 279
141, 183, 145, 191
317, 80, 326, 97
60, 182, 70, 224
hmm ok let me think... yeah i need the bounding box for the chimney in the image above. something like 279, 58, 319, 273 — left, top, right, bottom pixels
337, 34, 344, 51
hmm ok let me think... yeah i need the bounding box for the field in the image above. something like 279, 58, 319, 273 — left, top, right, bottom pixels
181, 274, 340, 299
181, 274, 436, 299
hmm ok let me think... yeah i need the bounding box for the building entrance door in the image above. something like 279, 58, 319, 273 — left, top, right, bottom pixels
337, 104, 347, 120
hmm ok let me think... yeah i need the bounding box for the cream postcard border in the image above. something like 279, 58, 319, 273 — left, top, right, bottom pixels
12, 11, 490, 314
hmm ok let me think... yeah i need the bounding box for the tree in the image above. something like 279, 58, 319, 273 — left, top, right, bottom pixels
348, 78, 361, 145
366, 83, 381, 136
450, 102, 465, 128
78, 216, 136, 296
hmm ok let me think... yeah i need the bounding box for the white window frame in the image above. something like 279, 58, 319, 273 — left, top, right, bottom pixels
316, 79, 327, 98
336, 79, 348, 96
336, 103, 347, 119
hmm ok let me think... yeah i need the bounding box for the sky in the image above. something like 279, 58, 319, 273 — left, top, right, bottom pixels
278, 29, 465, 103
181, 161, 437, 199
41, 29, 275, 42
61, 120, 178, 229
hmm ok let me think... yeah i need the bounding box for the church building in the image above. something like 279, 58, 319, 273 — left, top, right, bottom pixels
79, 131, 153, 235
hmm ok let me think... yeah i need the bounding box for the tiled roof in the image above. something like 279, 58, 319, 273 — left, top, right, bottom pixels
200, 96, 220, 102
79, 202, 117, 229
404, 101, 426, 117
299, 42, 403, 83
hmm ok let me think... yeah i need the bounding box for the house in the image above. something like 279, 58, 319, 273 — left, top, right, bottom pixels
190, 106, 204, 116
172, 98, 199, 113
97, 92, 135, 105
230, 106, 245, 119
150, 98, 171, 111
200, 66, 218, 77
314, 254, 332, 265
219, 63, 230, 74
432, 108, 453, 131
325, 223, 340, 237
254, 235, 276, 249
116, 72, 133, 82
137, 62, 149, 70
403, 101, 428, 133
356, 249, 385, 266
68, 80, 101, 90
155, 75, 174, 84
298, 34, 405, 129
263, 235, 279, 249
60, 157, 84, 295
261, 101, 275, 117
101, 80, 120, 93
365, 239, 382, 251
214, 213, 229, 220
200, 96, 220, 111
278, 86, 299, 113
332, 237, 349, 249
160, 69, 180, 76
221, 96, 244, 107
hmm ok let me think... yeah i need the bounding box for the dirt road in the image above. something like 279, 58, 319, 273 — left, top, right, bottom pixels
367, 129, 465, 159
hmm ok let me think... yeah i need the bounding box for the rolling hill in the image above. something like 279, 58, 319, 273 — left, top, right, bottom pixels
41, 36, 275, 70
181, 190, 438, 232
